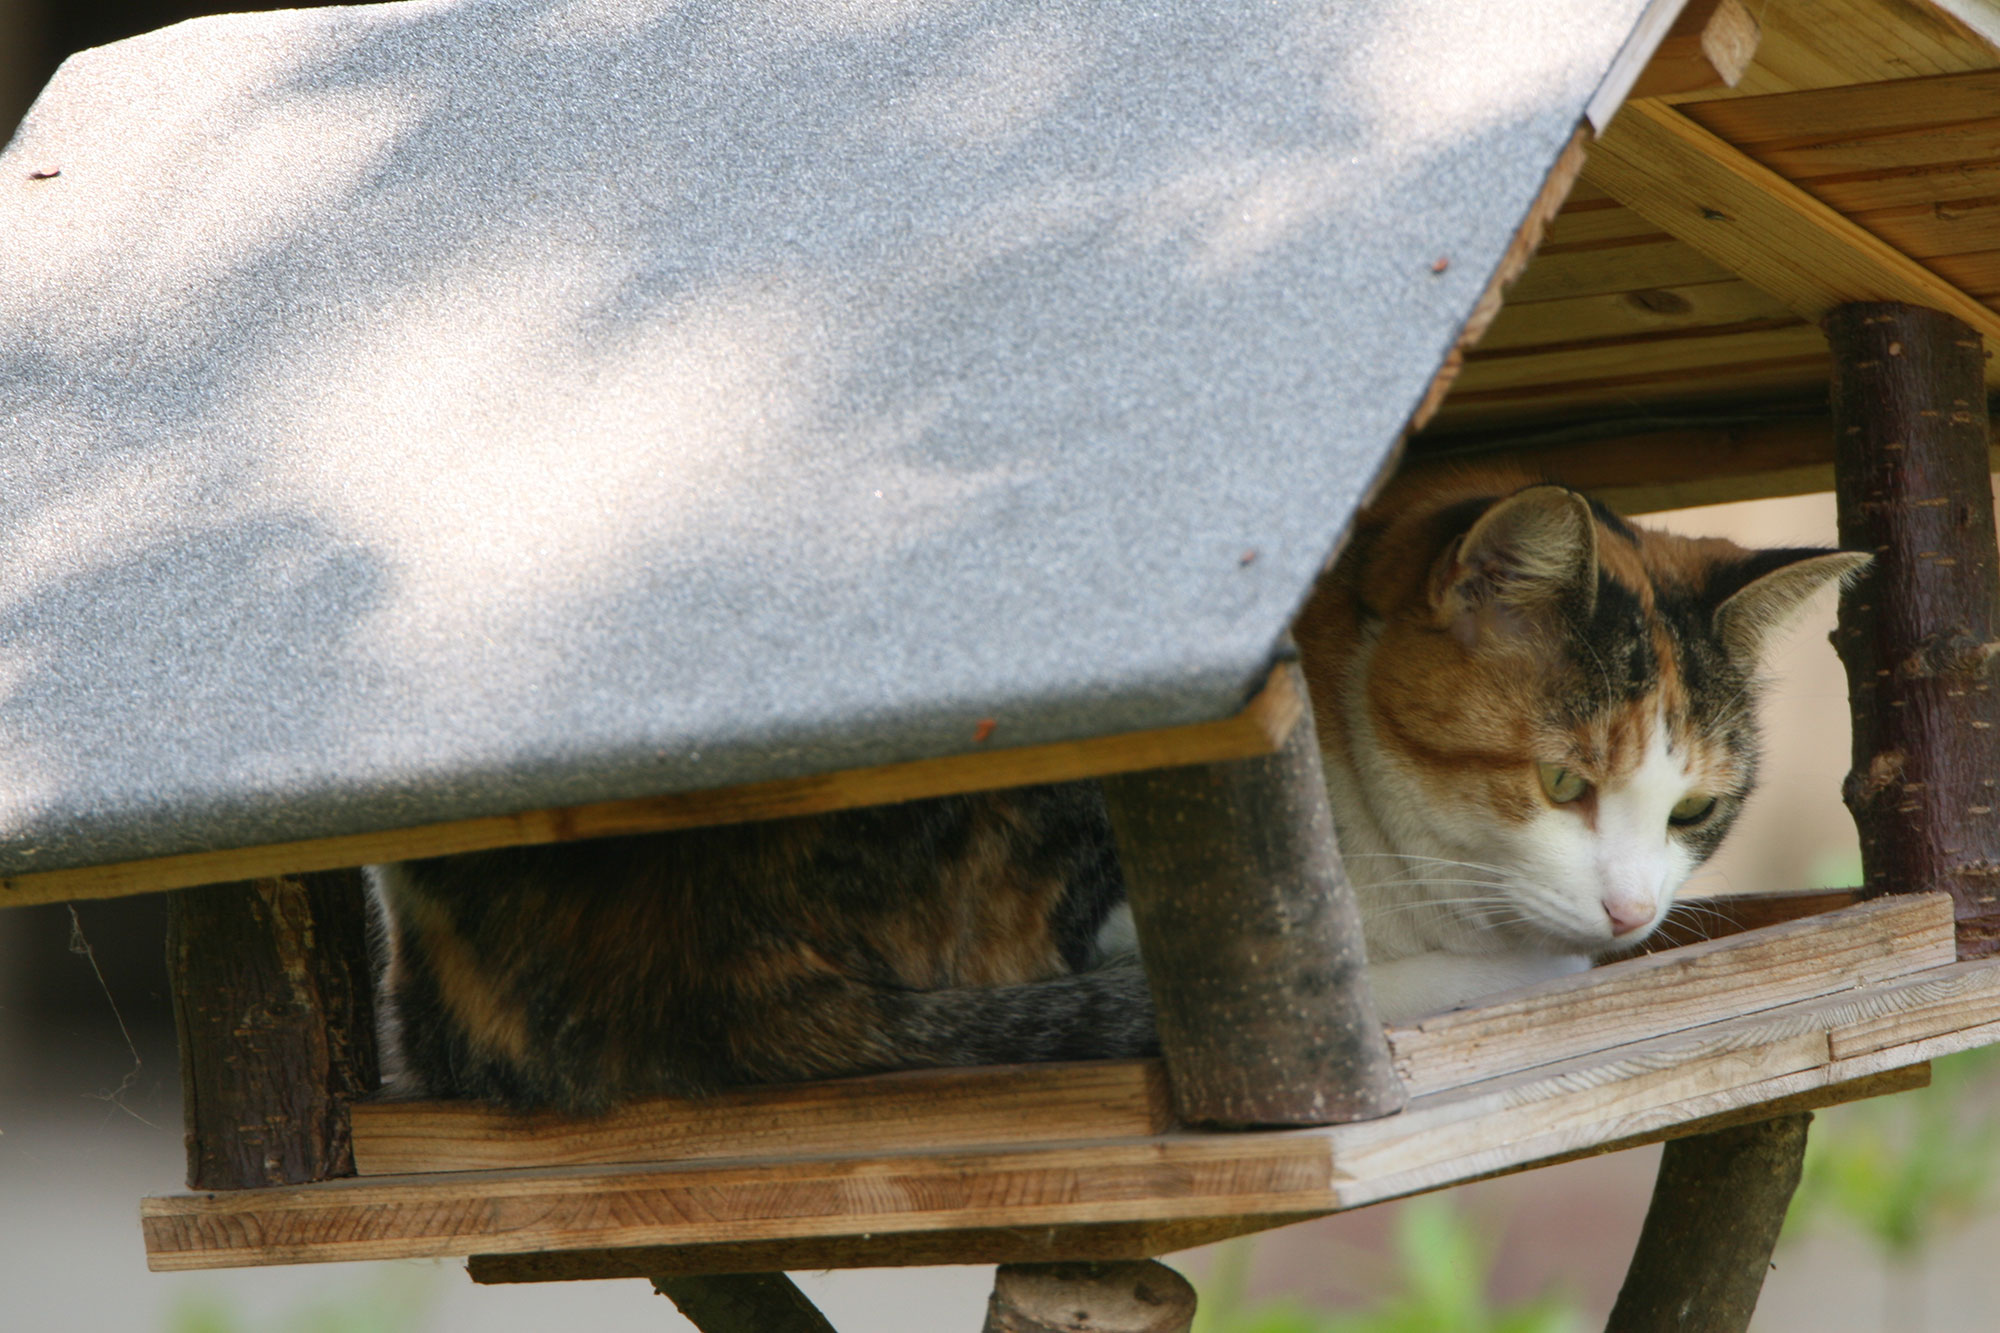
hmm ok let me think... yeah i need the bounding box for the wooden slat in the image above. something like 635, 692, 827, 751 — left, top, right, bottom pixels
1384, 893, 1954, 1099
1848, 197, 2000, 260
1538, 199, 1671, 249
1685, 68, 2000, 144
1583, 100, 2000, 357
1504, 235, 1738, 303
1455, 322, 1821, 395
138, 956, 2000, 1271
1806, 159, 2000, 214
1473, 278, 1794, 353
1673, 0, 2000, 102
1719, 120, 2000, 181
1412, 412, 2000, 515
352, 1061, 1173, 1177
466, 1215, 1317, 1284
469, 1066, 1927, 1284
0, 666, 1299, 911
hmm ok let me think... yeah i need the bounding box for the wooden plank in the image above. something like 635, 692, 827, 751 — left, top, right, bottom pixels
0, 665, 1299, 911
1583, 100, 2000, 355
1428, 361, 1831, 433
352, 1061, 1174, 1177
1628, 0, 1762, 101
1539, 199, 1671, 249
1411, 411, 2000, 515
1332, 960, 2000, 1207
467, 1215, 1316, 1284
1685, 68, 2000, 144
1720, 119, 2000, 181
1505, 235, 1738, 304
1473, 278, 1794, 353
1806, 159, 2000, 214
1675, 0, 2000, 102
1848, 196, 2000, 260
1637, 887, 1867, 950
1383, 893, 1955, 1099
472, 1064, 1929, 1285
139, 957, 2000, 1270
1455, 322, 1822, 395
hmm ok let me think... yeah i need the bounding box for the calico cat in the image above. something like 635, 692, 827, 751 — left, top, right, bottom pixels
371, 473, 1863, 1108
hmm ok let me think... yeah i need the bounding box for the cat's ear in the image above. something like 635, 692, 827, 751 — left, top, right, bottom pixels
1714, 549, 1872, 664
1430, 486, 1598, 647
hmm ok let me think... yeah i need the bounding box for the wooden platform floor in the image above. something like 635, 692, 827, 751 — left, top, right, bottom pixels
140, 894, 2000, 1276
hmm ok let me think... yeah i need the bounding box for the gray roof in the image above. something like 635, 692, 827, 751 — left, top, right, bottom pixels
0, 0, 1660, 876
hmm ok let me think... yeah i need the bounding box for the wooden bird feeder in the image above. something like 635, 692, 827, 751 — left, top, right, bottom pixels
8, 1, 2000, 1329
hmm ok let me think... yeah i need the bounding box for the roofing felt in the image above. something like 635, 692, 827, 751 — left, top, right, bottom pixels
0, 0, 1660, 877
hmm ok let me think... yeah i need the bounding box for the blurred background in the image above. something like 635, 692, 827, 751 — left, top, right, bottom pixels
6, 6, 2000, 1330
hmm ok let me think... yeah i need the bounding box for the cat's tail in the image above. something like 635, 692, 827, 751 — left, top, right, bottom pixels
881, 957, 1160, 1068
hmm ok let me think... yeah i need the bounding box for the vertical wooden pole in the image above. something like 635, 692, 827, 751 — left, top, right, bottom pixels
1827, 301, 2000, 956
1100, 661, 1404, 1128
1604, 1114, 1812, 1332
983, 1261, 1196, 1333
167, 870, 377, 1189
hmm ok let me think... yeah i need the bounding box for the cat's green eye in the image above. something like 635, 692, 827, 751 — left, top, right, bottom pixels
1669, 793, 1718, 827
1537, 762, 1589, 805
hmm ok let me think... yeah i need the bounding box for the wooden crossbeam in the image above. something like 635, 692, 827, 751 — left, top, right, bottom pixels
1582, 99, 2000, 380
1628, 0, 1762, 100
0, 667, 1299, 911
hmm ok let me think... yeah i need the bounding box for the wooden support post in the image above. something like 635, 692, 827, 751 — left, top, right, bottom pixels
1101, 661, 1404, 1128
1604, 1113, 1811, 1333
167, 871, 377, 1189
983, 1261, 1196, 1333
651, 1274, 839, 1333
1827, 302, 2000, 956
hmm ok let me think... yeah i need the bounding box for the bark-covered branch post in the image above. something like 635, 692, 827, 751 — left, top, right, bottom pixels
1605, 1113, 1812, 1332
1101, 660, 1405, 1128
167, 870, 378, 1190
652, 1273, 840, 1333
983, 1261, 1197, 1333
1827, 301, 2000, 955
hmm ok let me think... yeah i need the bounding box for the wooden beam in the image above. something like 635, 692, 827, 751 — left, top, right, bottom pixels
138, 956, 2000, 1271
468, 1216, 1314, 1284
1628, 0, 1763, 100
652, 1274, 839, 1333
0, 665, 1299, 911
1583, 99, 2000, 373
1409, 410, 2000, 516
1103, 662, 1404, 1128
350, 1061, 1172, 1177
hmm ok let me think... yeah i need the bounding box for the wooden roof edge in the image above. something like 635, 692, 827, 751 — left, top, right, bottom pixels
0, 665, 1302, 911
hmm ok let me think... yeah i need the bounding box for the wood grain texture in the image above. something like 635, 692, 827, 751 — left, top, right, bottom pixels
1669, 0, 2000, 102
1829, 303, 2000, 955
169, 873, 377, 1190
1383, 893, 1955, 1098
352, 1061, 1174, 1177
470, 1070, 1925, 1285
1583, 100, 2000, 358
0, 667, 1298, 911
139, 955, 2000, 1271
1628, 0, 1761, 100
468, 1216, 1316, 1283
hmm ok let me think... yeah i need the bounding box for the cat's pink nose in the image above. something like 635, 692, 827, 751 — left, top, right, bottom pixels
1604, 898, 1654, 936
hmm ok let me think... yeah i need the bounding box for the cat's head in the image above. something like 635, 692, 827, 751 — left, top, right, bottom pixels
1329, 477, 1867, 957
